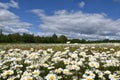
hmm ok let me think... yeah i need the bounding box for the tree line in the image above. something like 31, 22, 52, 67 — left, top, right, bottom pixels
0, 33, 120, 43
0, 33, 68, 43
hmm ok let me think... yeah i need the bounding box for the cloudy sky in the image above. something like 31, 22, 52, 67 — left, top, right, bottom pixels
0, 0, 120, 40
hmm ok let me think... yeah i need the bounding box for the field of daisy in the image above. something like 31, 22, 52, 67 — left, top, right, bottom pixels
0, 43, 120, 80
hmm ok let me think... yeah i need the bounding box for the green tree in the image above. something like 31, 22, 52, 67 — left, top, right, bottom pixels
34, 36, 42, 43
58, 35, 67, 43
52, 33, 58, 43
71, 39, 80, 43
23, 33, 35, 43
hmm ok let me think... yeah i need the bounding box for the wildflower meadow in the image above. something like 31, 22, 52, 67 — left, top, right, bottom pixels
0, 44, 120, 80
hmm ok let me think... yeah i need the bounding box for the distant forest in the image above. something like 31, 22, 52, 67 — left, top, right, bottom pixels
0, 33, 120, 43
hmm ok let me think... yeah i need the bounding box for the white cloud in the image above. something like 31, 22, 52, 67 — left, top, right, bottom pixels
0, 9, 32, 34
78, 1, 85, 8
0, 0, 19, 9
31, 9, 45, 17
113, 0, 120, 2
0, 0, 32, 34
32, 9, 120, 40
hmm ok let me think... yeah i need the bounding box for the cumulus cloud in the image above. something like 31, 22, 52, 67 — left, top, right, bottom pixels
0, 0, 19, 9
31, 9, 45, 17
0, 0, 32, 34
32, 9, 120, 40
78, 1, 85, 8
0, 9, 32, 34
113, 0, 120, 2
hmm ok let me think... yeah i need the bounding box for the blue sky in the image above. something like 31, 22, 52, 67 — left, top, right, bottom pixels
0, 0, 120, 40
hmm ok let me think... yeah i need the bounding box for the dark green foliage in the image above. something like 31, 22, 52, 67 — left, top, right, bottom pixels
0, 33, 68, 43
23, 33, 35, 43
58, 35, 67, 43
1, 33, 120, 43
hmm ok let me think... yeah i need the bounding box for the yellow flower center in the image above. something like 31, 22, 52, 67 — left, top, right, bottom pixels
114, 76, 118, 79
27, 77, 32, 80
34, 72, 39, 75
50, 75, 55, 80
6, 71, 11, 75
65, 61, 69, 64
87, 78, 92, 80
9, 78, 14, 80
91, 63, 94, 67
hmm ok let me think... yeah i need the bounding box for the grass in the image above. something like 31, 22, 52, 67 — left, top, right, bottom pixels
0, 43, 120, 51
